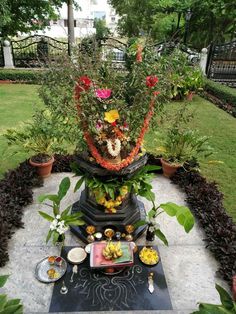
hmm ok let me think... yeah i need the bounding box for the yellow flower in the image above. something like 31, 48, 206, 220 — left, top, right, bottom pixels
104, 109, 119, 123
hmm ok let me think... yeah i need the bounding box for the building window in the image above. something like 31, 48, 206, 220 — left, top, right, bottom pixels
74, 20, 77, 27
53, 20, 58, 25
111, 16, 115, 22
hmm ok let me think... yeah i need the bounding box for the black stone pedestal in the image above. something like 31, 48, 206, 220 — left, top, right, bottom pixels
70, 154, 148, 243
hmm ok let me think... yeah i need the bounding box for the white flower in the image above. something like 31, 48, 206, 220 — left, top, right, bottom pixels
149, 226, 155, 233
107, 138, 121, 157
56, 215, 61, 219
50, 219, 58, 230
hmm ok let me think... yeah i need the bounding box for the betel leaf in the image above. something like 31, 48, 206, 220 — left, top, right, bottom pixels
160, 202, 194, 233
0, 275, 9, 288
155, 229, 168, 246
38, 211, 54, 222
38, 194, 59, 206
215, 284, 234, 310
74, 176, 85, 192
58, 177, 70, 201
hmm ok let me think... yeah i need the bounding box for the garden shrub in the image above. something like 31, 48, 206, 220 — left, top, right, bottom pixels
204, 79, 236, 117
0, 69, 44, 84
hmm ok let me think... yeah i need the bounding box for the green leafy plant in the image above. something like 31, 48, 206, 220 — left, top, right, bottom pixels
72, 163, 160, 213
155, 105, 213, 166
4, 109, 66, 163
157, 128, 213, 166
135, 200, 194, 245
192, 284, 236, 314
38, 177, 85, 244
0, 275, 23, 314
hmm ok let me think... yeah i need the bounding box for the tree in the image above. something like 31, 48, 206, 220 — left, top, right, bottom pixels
109, 0, 236, 48
0, 0, 65, 38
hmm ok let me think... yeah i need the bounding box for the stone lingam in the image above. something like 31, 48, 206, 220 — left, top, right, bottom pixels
70, 153, 148, 243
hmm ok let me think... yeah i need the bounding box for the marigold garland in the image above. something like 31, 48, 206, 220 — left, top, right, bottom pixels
81, 96, 156, 171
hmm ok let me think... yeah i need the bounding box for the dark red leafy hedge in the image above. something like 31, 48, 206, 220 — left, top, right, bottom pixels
0, 161, 43, 266
171, 167, 236, 286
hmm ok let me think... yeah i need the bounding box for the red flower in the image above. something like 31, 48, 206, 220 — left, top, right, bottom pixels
111, 121, 117, 127
79, 76, 92, 90
75, 76, 92, 100
146, 76, 159, 88
153, 91, 160, 96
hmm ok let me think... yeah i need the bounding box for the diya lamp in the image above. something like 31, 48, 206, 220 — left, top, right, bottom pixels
125, 225, 134, 241
104, 228, 115, 240
86, 225, 96, 243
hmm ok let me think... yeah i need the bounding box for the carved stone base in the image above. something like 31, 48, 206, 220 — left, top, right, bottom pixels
70, 189, 147, 243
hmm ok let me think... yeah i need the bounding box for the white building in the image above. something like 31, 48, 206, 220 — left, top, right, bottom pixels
35, 0, 119, 39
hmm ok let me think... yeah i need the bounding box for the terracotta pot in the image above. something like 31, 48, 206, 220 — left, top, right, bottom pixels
160, 158, 181, 178
186, 91, 194, 101
29, 156, 54, 178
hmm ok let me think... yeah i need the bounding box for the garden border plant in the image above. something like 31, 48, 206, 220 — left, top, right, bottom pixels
0, 153, 235, 295
203, 79, 236, 117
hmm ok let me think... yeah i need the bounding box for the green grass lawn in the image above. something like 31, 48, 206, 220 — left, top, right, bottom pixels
0, 85, 235, 221
145, 95, 236, 221
0, 84, 42, 175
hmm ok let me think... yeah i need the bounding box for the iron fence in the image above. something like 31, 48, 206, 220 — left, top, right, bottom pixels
11, 35, 68, 68
206, 40, 236, 87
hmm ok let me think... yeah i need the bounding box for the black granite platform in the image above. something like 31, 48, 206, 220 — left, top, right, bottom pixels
49, 246, 172, 312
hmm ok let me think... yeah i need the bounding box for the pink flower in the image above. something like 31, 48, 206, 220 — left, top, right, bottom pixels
153, 91, 160, 96
96, 120, 103, 130
96, 89, 112, 99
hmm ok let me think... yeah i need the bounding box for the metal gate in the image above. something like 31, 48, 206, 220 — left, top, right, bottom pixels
206, 40, 236, 87
11, 35, 69, 68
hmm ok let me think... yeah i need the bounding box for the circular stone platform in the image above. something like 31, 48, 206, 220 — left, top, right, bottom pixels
0, 172, 227, 313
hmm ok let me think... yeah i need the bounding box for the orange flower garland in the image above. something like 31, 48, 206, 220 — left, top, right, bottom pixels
81, 96, 156, 171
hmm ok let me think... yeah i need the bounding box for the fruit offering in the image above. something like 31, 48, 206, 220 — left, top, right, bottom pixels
102, 241, 123, 260
139, 247, 159, 265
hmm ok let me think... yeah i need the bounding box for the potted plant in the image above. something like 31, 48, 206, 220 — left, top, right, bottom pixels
38, 177, 85, 245
157, 128, 213, 178
185, 67, 203, 101
4, 110, 65, 178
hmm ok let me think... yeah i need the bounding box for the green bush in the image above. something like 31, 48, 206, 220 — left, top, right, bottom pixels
0, 69, 44, 84
204, 79, 236, 106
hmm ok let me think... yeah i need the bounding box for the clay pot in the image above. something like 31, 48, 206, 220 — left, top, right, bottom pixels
160, 158, 181, 178
186, 91, 194, 101
29, 156, 54, 178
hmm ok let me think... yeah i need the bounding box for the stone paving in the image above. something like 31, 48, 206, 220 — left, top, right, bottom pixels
0, 172, 227, 313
